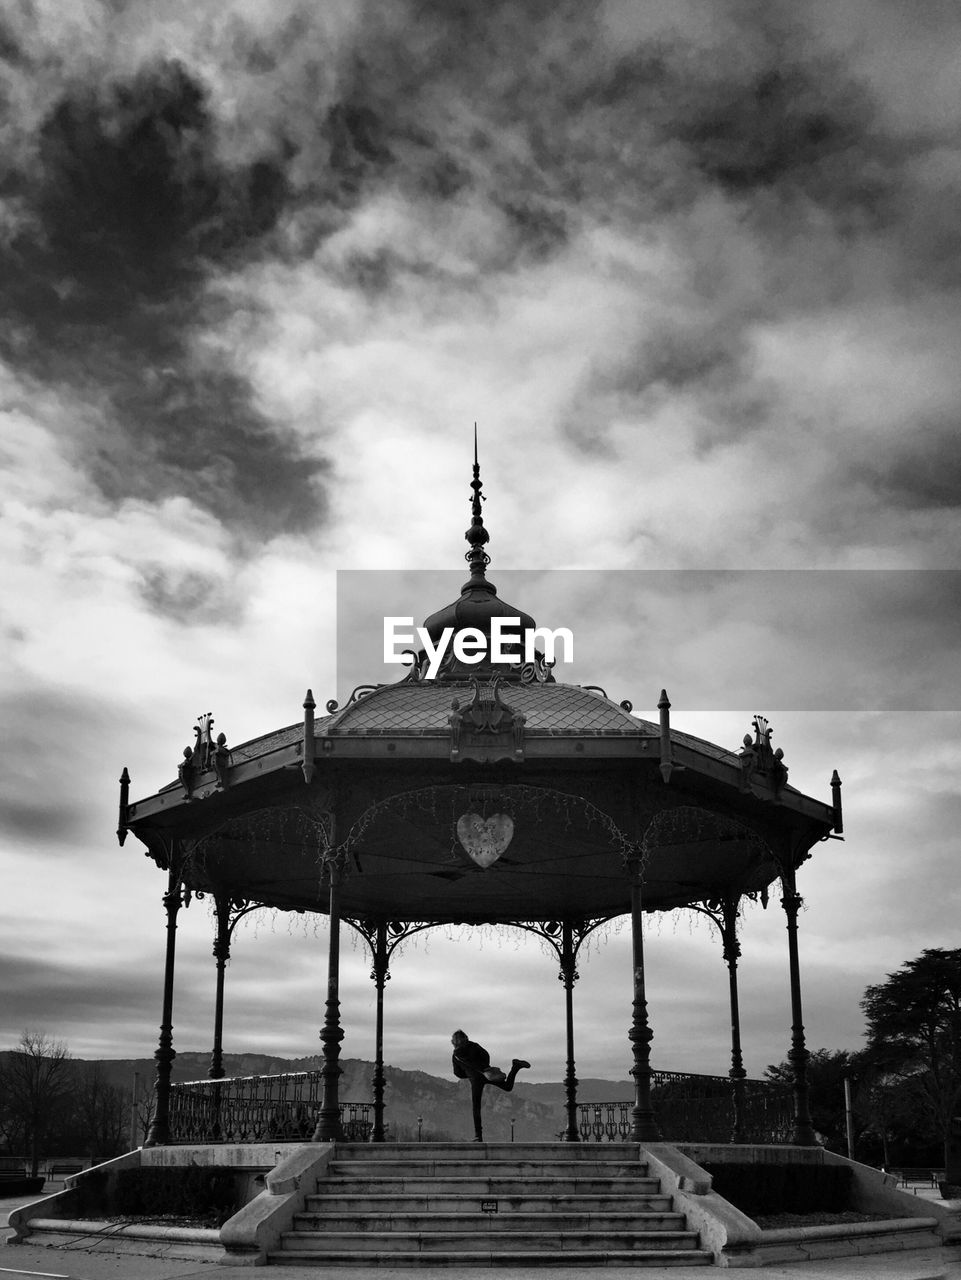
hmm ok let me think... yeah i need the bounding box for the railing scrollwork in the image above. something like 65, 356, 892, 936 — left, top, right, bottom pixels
576, 1071, 792, 1144
168, 1072, 374, 1144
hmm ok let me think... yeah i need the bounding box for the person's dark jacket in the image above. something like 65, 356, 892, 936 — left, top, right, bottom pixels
452, 1039, 490, 1079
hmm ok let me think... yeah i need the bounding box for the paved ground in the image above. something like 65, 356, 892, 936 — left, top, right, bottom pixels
4, 1194, 961, 1280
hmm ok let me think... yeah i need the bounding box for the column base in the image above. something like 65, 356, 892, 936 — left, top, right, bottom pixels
312, 1112, 344, 1143
631, 1110, 662, 1143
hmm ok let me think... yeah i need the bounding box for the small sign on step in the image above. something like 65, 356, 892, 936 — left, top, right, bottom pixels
481, 1200, 498, 1215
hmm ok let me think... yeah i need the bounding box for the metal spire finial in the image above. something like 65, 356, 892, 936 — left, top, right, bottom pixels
464, 424, 492, 586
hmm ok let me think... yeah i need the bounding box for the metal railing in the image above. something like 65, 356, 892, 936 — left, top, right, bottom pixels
577, 1071, 793, 1144
168, 1071, 373, 1144
168, 1067, 790, 1146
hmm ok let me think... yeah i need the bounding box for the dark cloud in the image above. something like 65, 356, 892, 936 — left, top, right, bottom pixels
864, 427, 961, 511
255, 1, 950, 463
32, 61, 284, 297
674, 63, 882, 209
0, 950, 157, 1029
0, 685, 132, 851
3, 1, 960, 544
1, 54, 326, 541
382, 4, 890, 223
0, 797, 88, 843
498, 198, 569, 260
138, 565, 237, 623
323, 100, 394, 190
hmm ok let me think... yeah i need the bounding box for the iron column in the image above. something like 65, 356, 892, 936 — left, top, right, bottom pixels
209, 893, 231, 1082
560, 920, 580, 1142
371, 920, 389, 1143
314, 862, 344, 1141
145, 857, 184, 1147
721, 896, 747, 1142
629, 874, 661, 1141
781, 865, 817, 1146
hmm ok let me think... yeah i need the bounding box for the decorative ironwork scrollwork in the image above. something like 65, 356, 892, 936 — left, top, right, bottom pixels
344, 918, 436, 985
339, 782, 641, 870
503, 917, 618, 986
168, 1072, 374, 1144
575, 1073, 792, 1144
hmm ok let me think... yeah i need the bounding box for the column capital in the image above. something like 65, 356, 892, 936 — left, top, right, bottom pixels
781, 887, 803, 917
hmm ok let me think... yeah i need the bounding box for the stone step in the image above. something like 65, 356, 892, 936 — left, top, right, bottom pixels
332, 1142, 642, 1162
267, 1247, 713, 1267
278, 1142, 708, 1266
326, 1158, 648, 1178
306, 1192, 675, 1214
293, 1210, 688, 1233
276, 1228, 703, 1255
319, 1174, 663, 1196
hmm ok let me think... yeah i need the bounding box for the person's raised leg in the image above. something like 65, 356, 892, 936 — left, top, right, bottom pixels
491, 1057, 531, 1093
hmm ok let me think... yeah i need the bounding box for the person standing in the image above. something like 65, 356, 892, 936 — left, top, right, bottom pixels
451, 1029, 530, 1141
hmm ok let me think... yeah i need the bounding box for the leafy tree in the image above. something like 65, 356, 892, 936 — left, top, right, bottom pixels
765, 1048, 862, 1153
763, 1046, 927, 1165
0, 1031, 73, 1175
862, 948, 961, 1177
854, 1059, 933, 1168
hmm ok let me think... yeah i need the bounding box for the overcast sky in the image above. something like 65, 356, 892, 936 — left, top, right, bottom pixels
1, 1, 960, 1099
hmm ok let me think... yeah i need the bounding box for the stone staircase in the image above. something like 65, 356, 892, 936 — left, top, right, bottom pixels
268, 1141, 714, 1267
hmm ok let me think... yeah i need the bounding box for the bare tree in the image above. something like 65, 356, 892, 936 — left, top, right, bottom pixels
71, 1064, 128, 1159
133, 1078, 156, 1147
0, 1061, 27, 1154
0, 1031, 73, 1176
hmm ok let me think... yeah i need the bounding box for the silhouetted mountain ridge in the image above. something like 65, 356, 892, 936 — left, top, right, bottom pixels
53, 1053, 635, 1143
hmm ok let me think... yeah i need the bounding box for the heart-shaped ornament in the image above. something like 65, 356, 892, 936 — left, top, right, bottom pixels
456, 812, 514, 869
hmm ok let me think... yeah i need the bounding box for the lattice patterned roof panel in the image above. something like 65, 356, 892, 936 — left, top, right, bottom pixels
328, 680, 652, 736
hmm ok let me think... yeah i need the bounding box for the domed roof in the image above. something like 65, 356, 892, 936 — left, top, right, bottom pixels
128, 439, 838, 922
155, 443, 757, 769
327, 678, 645, 736
421, 579, 535, 652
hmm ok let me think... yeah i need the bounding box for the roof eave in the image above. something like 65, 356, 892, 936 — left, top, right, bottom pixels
125, 726, 834, 836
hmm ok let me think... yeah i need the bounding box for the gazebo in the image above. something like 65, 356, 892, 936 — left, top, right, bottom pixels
119, 451, 842, 1150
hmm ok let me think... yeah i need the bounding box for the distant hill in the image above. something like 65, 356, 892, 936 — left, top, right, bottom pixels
58, 1053, 635, 1144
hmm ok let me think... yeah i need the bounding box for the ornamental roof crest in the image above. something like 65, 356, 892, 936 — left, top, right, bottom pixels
738, 714, 789, 798
449, 675, 525, 763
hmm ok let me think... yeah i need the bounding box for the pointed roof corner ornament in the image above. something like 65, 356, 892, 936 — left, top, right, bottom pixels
464, 424, 493, 593
117, 766, 130, 846
830, 769, 843, 834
